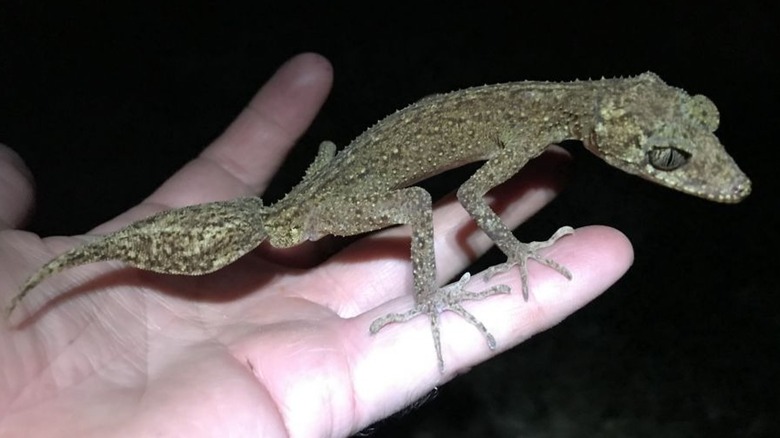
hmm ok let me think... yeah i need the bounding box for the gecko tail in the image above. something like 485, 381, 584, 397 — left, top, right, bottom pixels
5, 242, 111, 318
5, 197, 268, 319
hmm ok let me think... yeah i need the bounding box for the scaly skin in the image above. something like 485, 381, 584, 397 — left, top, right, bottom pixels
6, 72, 751, 370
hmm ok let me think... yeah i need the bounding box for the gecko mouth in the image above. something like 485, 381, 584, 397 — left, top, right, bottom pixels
705, 175, 751, 203
657, 171, 752, 203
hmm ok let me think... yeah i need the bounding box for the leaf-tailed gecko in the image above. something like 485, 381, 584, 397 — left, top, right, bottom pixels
5, 72, 751, 371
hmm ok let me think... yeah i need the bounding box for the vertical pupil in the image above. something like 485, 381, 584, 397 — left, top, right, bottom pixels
649, 147, 690, 170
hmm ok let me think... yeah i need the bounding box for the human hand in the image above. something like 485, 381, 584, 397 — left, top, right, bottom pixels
0, 53, 633, 437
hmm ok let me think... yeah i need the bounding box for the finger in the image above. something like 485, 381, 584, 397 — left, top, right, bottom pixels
145, 52, 333, 208
350, 226, 633, 422
0, 144, 35, 230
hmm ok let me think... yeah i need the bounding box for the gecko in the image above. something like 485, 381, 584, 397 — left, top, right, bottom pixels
4, 72, 751, 371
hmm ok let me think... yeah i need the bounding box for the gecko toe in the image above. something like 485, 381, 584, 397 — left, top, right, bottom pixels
370, 273, 508, 371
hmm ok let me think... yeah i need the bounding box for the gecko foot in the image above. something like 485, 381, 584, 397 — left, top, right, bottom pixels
370, 272, 510, 372
483, 225, 574, 300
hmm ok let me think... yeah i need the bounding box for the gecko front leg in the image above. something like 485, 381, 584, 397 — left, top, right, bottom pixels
457, 140, 574, 301
311, 187, 510, 371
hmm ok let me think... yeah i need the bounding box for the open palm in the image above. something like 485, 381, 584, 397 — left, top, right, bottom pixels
0, 53, 632, 437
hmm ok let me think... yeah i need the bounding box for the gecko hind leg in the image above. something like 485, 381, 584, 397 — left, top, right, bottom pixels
370, 272, 510, 372
483, 225, 575, 300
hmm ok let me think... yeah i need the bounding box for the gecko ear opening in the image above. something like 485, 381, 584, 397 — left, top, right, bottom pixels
647, 146, 691, 171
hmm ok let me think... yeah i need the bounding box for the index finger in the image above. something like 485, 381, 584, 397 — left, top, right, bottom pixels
146, 53, 333, 208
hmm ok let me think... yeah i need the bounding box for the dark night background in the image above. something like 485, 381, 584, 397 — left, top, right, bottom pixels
0, 2, 776, 437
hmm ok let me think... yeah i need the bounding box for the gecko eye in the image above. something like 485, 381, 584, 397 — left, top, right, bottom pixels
648, 146, 691, 171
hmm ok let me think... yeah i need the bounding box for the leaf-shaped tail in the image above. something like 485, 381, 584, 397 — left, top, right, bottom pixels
6, 197, 268, 318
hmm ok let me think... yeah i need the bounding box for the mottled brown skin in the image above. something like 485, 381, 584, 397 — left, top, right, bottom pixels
5, 198, 267, 315
6, 72, 751, 371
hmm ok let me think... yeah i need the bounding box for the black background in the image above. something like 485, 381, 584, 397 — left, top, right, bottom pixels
1, 2, 776, 436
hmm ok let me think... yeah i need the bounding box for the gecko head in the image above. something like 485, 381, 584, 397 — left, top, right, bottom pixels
584, 72, 751, 203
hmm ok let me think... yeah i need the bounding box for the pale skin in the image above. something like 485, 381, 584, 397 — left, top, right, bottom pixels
0, 53, 634, 437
